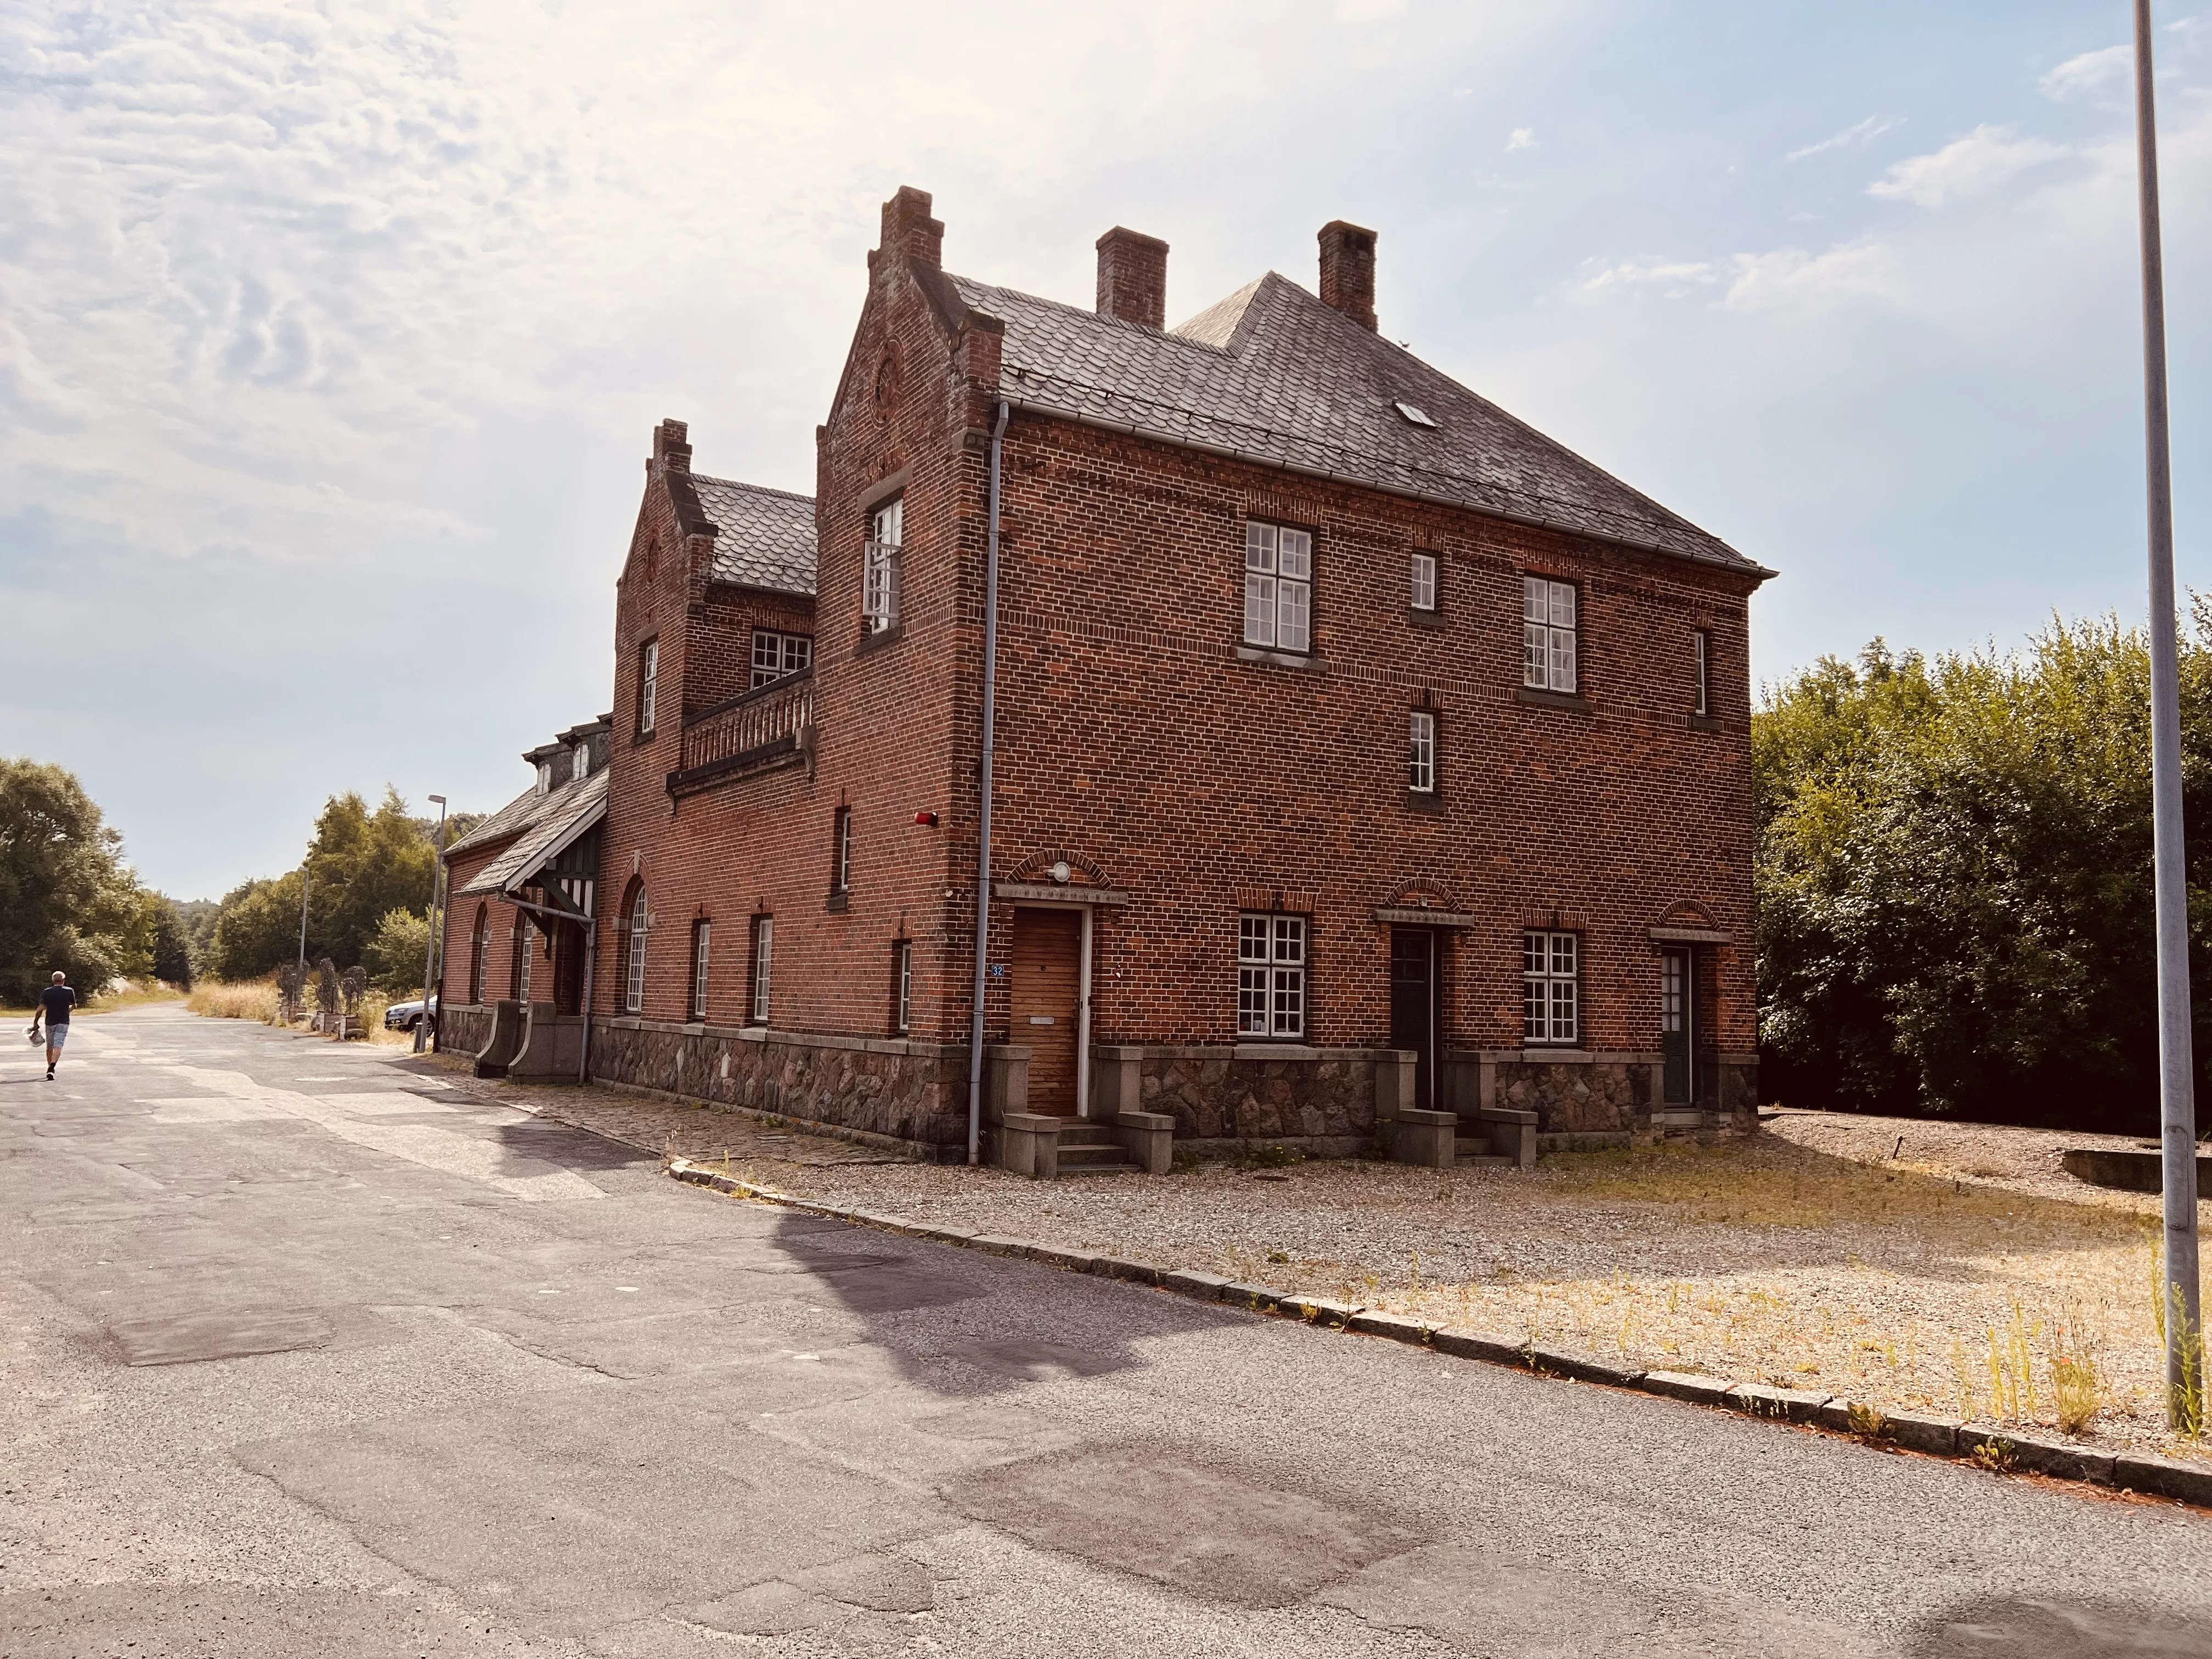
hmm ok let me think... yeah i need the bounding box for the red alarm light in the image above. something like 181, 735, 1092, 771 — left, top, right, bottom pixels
914, 811, 940, 827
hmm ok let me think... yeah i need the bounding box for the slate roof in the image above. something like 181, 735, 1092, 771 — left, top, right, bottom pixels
690, 474, 817, 595
453, 770, 608, 898
949, 270, 1761, 573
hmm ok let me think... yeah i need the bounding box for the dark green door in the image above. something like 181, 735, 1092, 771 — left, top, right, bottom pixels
1661, 949, 1692, 1105
1390, 928, 1438, 1113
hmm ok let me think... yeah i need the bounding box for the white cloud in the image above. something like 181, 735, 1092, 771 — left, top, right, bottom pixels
1785, 115, 1902, 162
1580, 256, 1717, 295
1867, 124, 2069, 207
2040, 44, 2131, 102
1722, 241, 1900, 313
1506, 127, 1537, 150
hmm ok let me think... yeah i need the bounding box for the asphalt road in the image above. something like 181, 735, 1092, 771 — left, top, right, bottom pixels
5, 1005, 2212, 1658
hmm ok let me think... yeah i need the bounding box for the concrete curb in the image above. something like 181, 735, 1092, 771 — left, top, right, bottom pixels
663, 1156, 2212, 1513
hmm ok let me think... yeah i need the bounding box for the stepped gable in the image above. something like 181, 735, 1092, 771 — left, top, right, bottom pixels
947, 269, 1759, 573
690, 473, 817, 596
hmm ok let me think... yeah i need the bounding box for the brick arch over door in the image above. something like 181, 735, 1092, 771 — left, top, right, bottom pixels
1006, 848, 1118, 890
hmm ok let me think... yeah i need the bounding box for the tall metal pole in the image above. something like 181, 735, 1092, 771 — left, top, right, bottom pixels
294, 861, 312, 1023
2133, 0, 2201, 1429
415, 795, 447, 1054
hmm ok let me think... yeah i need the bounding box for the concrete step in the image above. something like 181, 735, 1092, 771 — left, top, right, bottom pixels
1455, 1135, 1508, 1168
1056, 1139, 1136, 1175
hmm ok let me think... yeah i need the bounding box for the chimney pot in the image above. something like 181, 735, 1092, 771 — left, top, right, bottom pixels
1094, 226, 1169, 330
1318, 220, 1378, 331
878, 185, 944, 271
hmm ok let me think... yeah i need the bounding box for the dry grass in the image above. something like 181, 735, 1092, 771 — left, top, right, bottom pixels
3, 980, 188, 1021
187, 977, 412, 1044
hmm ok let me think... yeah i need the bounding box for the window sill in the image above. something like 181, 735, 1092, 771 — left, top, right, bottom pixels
1516, 686, 1591, 714
1234, 643, 1325, 673
631, 730, 657, 747
855, 622, 904, 657
1403, 791, 1443, 814
825, 891, 849, 914
1233, 1041, 1321, 1060
1688, 714, 1725, 733
1406, 608, 1446, 631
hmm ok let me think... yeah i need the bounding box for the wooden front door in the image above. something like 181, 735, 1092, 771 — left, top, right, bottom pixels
1011, 908, 1082, 1115
1389, 927, 1439, 1112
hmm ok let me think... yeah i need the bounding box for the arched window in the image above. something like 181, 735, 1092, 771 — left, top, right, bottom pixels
469, 905, 489, 1003
624, 884, 649, 1014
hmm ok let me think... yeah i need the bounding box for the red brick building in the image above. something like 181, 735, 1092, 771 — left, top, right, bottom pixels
439, 188, 1772, 1171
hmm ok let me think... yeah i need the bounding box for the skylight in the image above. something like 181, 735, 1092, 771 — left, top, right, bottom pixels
1393, 399, 1439, 429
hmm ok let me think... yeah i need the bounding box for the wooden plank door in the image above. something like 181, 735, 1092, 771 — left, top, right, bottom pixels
1011, 909, 1082, 1115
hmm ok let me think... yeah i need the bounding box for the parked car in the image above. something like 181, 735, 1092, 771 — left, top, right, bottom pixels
383, 994, 438, 1035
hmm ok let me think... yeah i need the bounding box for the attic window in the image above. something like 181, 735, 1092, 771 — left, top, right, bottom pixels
1394, 400, 1439, 430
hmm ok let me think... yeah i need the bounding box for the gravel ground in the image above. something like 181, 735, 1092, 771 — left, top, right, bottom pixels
413, 1056, 2212, 1465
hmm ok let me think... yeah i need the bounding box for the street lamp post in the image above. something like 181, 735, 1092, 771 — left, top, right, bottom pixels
416, 795, 448, 1054
2132, 0, 2202, 1429
294, 860, 313, 1024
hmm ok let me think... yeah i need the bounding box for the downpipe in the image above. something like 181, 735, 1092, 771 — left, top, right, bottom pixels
966, 399, 1011, 1167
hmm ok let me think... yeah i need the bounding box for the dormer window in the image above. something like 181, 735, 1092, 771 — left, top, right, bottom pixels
535, 762, 552, 796
572, 744, 589, 782
864, 496, 903, 634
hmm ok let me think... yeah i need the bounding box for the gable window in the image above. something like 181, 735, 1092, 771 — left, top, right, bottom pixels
1522, 930, 1579, 1045
1694, 629, 1710, 717
1408, 710, 1437, 794
752, 629, 814, 688
469, 905, 489, 1003
832, 806, 853, 894
749, 916, 775, 1025
1238, 913, 1307, 1039
624, 887, 648, 1014
1243, 522, 1312, 653
1409, 552, 1437, 613
1522, 577, 1577, 693
690, 924, 716, 1026
637, 639, 659, 735
572, 743, 590, 782
535, 761, 552, 797
864, 497, 903, 634
891, 939, 912, 1036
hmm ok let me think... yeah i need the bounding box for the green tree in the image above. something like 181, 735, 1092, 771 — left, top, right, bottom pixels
206, 872, 307, 981
0, 759, 151, 1005
205, 788, 439, 980
364, 907, 431, 995
149, 895, 194, 988
1756, 617, 2212, 1131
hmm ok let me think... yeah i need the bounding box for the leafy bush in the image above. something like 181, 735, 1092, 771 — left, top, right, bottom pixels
364, 908, 431, 995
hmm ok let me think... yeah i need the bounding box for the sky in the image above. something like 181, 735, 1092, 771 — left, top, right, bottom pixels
2, 0, 2207, 900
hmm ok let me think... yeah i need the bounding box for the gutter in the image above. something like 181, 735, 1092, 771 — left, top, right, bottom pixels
966, 399, 1012, 1167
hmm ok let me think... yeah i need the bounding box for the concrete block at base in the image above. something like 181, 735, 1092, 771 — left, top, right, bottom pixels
1387, 1107, 1457, 1169
1109, 1108, 1175, 1174
2113, 1451, 2212, 1506
968, 1234, 1031, 1257
1643, 1371, 1730, 1407
1347, 1310, 1431, 1344
1161, 1269, 1233, 1301
997, 1112, 1060, 1180
1091, 1256, 1160, 1286
1028, 1244, 1096, 1273
1725, 1384, 1832, 1423
1431, 1328, 1526, 1366
1476, 1105, 1539, 1169
1996, 1431, 2116, 1485
1528, 1345, 1644, 1387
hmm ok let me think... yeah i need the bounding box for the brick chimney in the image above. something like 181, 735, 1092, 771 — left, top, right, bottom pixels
878, 185, 944, 270
1095, 227, 1169, 329
652, 418, 691, 473
1318, 220, 1378, 331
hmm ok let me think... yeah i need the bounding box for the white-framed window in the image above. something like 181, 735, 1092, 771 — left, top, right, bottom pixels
752, 630, 814, 689
1522, 930, 1579, 1045
515, 917, 534, 1002
832, 806, 853, 894
1238, 913, 1307, 1039
892, 939, 912, 1036
624, 887, 648, 1014
572, 743, 590, 781
469, 905, 488, 1003
750, 916, 774, 1024
864, 496, 903, 634
638, 639, 659, 735
1410, 551, 1437, 613
535, 761, 552, 797
1408, 710, 1436, 794
1522, 577, 1577, 693
690, 919, 710, 1022
1244, 521, 1312, 653
1694, 629, 1709, 716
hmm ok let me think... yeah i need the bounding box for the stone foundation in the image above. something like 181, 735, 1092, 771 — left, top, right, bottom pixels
1134, 1045, 1403, 1150
587, 1017, 968, 1152
437, 1003, 493, 1058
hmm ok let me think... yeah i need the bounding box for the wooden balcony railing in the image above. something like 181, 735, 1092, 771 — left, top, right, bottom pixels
669, 670, 813, 793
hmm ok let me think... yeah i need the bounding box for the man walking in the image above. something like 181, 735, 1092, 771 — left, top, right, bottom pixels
36, 971, 74, 1081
